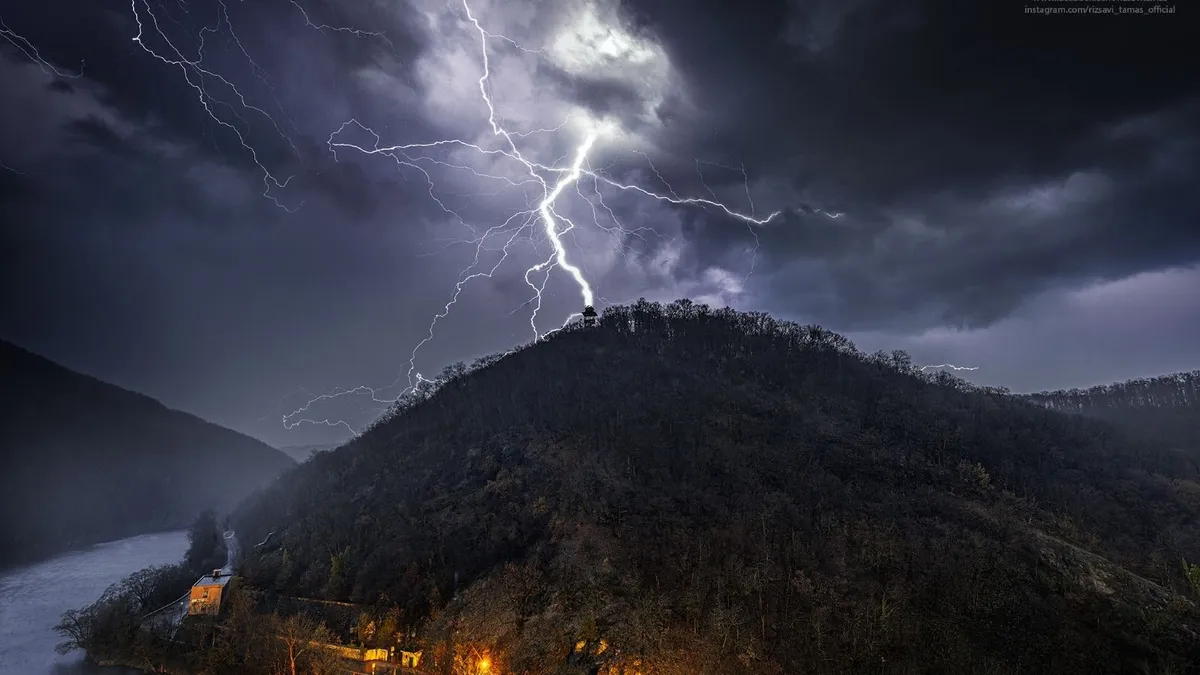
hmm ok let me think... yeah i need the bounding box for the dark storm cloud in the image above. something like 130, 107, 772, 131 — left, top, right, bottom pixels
743, 133, 1199, 332
624, 0, 1197, 200
539, 67, 645, 120
607, 0, 1199, 332
65, 116, 135, 156
0, 0, 426, 215
851, 264, 1200, 394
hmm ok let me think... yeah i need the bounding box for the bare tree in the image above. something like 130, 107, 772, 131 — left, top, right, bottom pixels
273, 613, 334, 675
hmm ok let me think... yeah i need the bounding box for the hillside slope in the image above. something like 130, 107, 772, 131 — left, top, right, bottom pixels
0, 339, 295, 565
235, 300, 1200, 675
1028, 371, 1200, 458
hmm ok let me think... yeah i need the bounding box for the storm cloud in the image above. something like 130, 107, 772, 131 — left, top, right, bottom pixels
1, 0, 1196, 445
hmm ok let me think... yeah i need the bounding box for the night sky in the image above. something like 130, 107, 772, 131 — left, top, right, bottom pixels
1, 0, 1196, 447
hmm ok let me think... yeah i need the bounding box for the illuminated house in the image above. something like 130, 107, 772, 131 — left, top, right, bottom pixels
398, 650, 422, 668
188, 569, 233, 616
582, 305, 598, 327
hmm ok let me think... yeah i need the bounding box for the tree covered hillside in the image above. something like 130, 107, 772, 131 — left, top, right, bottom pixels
234, 300, 1200, 675
0, 339, 295, 565
1028, 371, 1200, 455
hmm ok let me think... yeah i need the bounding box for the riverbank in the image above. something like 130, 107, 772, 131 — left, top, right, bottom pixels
0, 527, 194, 573
0, 531, 188, 675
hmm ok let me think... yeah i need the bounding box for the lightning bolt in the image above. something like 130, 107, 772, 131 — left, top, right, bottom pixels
1, 159, 28, 177
288, 0, 399, 57
128, 0, 306, 211
109, 0, 843, 435
920, 363, 980, 372
282, 0, 811, 433
0, 17, 85, 174
0, 17, 85, 79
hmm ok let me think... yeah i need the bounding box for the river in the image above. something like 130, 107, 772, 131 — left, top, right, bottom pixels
0, 531, 189, 675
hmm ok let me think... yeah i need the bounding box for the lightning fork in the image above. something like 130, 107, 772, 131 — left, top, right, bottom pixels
0, 17, 85, 79
129, 0, 302, 210
920, 363, 980, 372
1, 159, 29, 177
288, 0, 399, 57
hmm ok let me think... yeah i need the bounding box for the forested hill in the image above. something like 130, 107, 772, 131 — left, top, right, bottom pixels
0, 339, 295, 565
235, 300, 1200, 675
1027, 371, 1200, 451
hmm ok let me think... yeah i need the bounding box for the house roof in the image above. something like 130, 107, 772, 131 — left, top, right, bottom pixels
193, 572, 234, 588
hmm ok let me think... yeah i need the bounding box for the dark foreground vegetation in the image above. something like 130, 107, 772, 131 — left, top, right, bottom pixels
0, 339, 295, 565
59, 578, 351, 675
56, 509, 392, 675
60, 301, 1200, 674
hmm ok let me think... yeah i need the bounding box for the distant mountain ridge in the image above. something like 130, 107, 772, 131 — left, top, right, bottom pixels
1029, 369, 1199, 411
1027, 370, 1200, 454
279, 442, 341, 463
0, 339, 295, 566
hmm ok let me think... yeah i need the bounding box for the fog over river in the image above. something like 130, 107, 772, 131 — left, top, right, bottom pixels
0, 531, 188, 675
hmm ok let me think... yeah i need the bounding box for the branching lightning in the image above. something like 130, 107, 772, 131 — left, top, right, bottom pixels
282, 0, 827, 433
0, 17, 85, 79
0, 159, 28, 177
288, 0, 399, 57
128, 0, 305, 211
0, 16, 85, 175
920, 363, 980, 372
104, 0, 847, 435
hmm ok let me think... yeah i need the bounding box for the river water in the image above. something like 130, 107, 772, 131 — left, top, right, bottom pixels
0, 531, 188, 675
